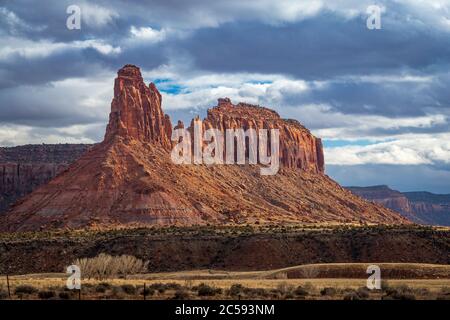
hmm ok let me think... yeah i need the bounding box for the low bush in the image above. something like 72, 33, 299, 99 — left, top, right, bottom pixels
148, 282, 181, 294
294, 286, 309, 296
58, 292, 71, 300
38, 290, 56, 300
356, 287, 370, 299
196, 283, 222, 296
0, 289, 8, 300
276, 282, 295, 296
382, 285, 416, 300
320, 287, 337, 296
95, 283, 110, 293
173, 289, 189, 300
343, 291, 360, 300
74, 253, 149, 280
228, 284, 244, 296
120, 284, 137, 295
14, 285, 38, 295
140, 287, 155, 297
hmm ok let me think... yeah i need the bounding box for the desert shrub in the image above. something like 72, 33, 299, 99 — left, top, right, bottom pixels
276, 282, 294, 296
269, 289, 282, 299
58, 292, 71, 300
15, 285, 38, 295
412, 287, 430, 297
436, 287, 450, 300
38, 290, 56, 300
164, 283, 182, 291
227, 284, 268, 298
356, 287, 370, 299
302, 282, 317, 294
228, 284, 244, 296
196, 283, 221, 296
381, 280, 390, 291
395, 292, 416, 300
440, 287, 450, 295
74, 253, 149, 280
320, 287, 337, 296
343, 291, 360, 300
246, 288, 269, 298
0, 289, 8, 300
148, 282, 181, 293
294, 286, 309, 296
109, 286, 126, 299
140, 287, 155, 297
382, 285, 416, 300
95, 283, 110, 293
120, 284, 137, 295
173, 289, 189, 300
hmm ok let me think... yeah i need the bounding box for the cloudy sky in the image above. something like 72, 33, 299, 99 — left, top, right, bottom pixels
0, 0, 449, 193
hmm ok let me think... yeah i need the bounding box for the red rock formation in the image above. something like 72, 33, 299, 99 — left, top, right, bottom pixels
0, 144, 91, 213
0, 65, 409, 232
200, 98, 324, 173
348, 186, 450, 226
104, 64, 172, 148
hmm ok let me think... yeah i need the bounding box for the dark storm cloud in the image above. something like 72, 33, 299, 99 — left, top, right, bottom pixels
0, 83, 103, 127
1, 0, 128, 42
0, 42, 169, 89
276, 75, 450, 117
182, 14, 450, 80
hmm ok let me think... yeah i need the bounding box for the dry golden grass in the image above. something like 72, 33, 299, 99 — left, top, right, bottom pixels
3, 277, 449, 292
2, 262, 449, 293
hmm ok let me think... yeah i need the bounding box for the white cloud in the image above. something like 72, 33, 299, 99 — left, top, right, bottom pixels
325, 133, 450, 165
0, 37, 121, 61
311, 111, 447, 140
80, 3, 118, 28
0, 123, 98, 146
130, 26, 166, 43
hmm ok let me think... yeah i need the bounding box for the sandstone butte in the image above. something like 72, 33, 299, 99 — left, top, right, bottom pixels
0, 65, 409, 232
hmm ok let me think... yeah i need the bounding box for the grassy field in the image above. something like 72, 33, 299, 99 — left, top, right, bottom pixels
1, 263, 449, 300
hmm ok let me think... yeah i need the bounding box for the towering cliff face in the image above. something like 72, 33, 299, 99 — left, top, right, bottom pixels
0, 144, 92, 213
200, 98, 324, 174
0, 65, 408, 232
347, 186, 450, 226
104, 64, 172, 148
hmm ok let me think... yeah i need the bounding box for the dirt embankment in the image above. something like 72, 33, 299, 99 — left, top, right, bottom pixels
0, 225, 448, 275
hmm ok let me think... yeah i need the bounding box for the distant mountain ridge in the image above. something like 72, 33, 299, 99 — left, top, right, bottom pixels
347, 185, 450, 226
0, 144, 92, 213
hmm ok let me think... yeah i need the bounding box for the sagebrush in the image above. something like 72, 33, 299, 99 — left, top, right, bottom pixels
74, 253, 149, 280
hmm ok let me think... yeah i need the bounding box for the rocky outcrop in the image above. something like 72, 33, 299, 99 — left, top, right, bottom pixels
199, 98, 324, 173
0, 144, 91, 213
104, 64, 172, 148
0, 65, 408, 232
347, 185, 450, 226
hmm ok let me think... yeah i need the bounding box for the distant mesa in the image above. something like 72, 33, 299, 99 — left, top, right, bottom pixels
0, 65, 409, 232
347, 185, 450, 226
